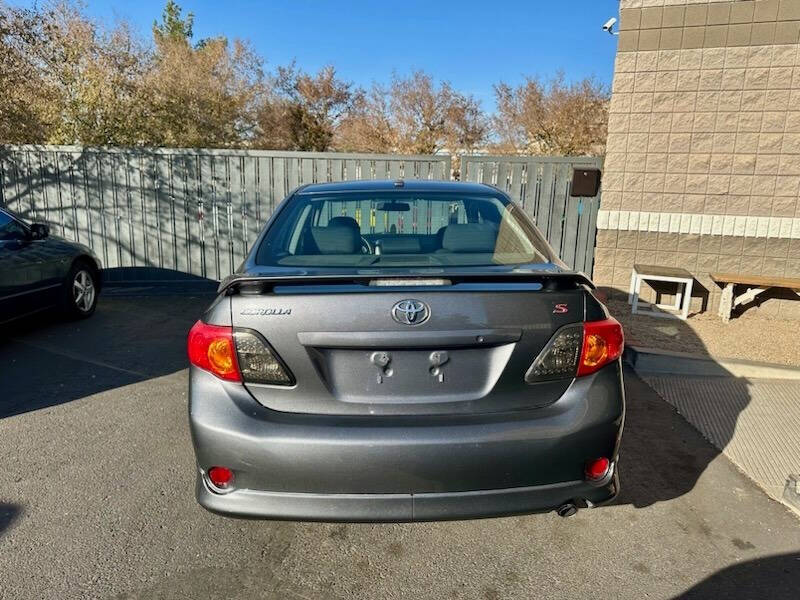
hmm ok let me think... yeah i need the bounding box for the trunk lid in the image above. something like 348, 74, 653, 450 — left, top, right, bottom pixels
229, 275, 587, 416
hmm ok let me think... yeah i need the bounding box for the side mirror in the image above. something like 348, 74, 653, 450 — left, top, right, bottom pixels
30, 223, 50, 240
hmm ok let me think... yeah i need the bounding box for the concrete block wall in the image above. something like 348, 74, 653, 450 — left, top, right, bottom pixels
598, 0, 800, 318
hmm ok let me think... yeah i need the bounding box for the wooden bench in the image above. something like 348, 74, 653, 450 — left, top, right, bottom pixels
629, 264, 695, 320
711, 272, 800, 323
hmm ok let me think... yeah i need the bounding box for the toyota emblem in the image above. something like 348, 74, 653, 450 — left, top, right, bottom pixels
391, 299, 430, 326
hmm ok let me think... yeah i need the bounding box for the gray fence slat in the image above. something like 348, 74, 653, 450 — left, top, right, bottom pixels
151, 155, 170, 269
111, 153, 132, 268
128, 154, 148, 267
228, 155, 246, 269
313, 158, 328, 183
55, 153, 73, 241
215, 155, 234, 278
24, 151, 42, 222
389, 160, 402, 179
537, 163, 555, 239
509, 163, 523, 205
479, 161, 493, 185
272, 158, 286, 213
522, 162, 537, 222
256, 156, 270, 226
243, 157, 259, 253
548, 164, 571, 259
344, 159, 357, 180
184, 155, 202, 276
301, 158, 313, 184
329, 159, 343, 182
496, 162, 510, 192
171, 153, 191, 274
287, 158, 299, 190
358, 159, 373, 179
98, 153, 119, 269
581, 196, 600, 274
199, 154, 216, 279
560, 194, 581, 270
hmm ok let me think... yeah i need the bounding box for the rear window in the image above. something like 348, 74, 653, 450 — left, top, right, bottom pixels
254, 191, 553, 269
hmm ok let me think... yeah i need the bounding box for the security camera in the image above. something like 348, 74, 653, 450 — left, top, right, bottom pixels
602, 17, 618, 35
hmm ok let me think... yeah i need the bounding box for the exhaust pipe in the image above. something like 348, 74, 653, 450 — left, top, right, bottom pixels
556, 503, 578, 518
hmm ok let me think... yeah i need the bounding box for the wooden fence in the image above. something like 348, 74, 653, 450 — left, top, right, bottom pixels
0, 146, 600, 279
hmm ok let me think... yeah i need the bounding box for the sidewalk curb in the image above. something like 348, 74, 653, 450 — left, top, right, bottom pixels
624, 345, 800, 380
784, 475, 800, 514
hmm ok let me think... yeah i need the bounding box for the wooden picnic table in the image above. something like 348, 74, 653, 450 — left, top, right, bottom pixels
710, 272, 800, 323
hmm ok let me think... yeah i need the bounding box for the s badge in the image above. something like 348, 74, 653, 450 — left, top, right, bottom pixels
553, 303, 569, 314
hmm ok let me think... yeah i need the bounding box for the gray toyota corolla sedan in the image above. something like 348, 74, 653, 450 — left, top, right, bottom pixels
188, 180, 624, 521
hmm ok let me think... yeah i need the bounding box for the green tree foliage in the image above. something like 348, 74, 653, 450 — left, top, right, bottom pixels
153, 0, 193, 44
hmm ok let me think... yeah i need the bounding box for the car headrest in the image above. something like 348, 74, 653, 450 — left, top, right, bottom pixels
308, 226, 359, 254
328, 216, 360, 231
379, 237, 422, 254
440, 224, 498, 253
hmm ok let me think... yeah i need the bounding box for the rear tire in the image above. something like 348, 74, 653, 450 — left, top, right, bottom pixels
62, 261, 99, 319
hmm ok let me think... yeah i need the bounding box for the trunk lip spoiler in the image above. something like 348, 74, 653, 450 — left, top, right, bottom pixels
218, 271, 595, 294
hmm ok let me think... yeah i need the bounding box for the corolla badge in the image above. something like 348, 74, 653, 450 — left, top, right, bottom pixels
391, 299, 430, 326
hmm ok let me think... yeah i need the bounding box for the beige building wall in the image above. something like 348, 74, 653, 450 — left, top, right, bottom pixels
597, 0, 800, 318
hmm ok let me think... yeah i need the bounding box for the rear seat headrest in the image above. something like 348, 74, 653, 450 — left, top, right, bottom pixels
440, 223, 498, 253
308, 226, 359, 254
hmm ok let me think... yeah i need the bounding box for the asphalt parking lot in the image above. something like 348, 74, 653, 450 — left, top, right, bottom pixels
1, 294, 799, 600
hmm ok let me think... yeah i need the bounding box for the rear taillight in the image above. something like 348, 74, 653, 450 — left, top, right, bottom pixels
577, 317, 624, 377
233, 330, 294, 386
188, 321, 294, 386
525, 317, 624, 383
188, 321, 241, 382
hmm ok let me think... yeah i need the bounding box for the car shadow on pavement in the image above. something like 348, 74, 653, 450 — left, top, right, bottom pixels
0, 293, 215, 418
674, 552, 800, 599
601, 290, 756, 510
0, 503, 21, 538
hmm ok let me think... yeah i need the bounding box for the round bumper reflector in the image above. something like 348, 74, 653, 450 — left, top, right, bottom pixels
207, 466, 234, 489
585, 457, 611, 482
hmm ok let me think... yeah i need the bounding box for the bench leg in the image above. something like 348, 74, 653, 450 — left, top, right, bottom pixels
681, 280, 693, 320
628, 270, 637, 305
631, 275, 642, 315
719, 283, 734, 323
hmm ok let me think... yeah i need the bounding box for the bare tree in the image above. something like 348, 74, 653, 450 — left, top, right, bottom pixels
335, 84, 394, 153
336, 71, 488, 156
493, 72, 609, 156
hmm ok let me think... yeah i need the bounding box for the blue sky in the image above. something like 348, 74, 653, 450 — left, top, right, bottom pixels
19, 0, 621, 109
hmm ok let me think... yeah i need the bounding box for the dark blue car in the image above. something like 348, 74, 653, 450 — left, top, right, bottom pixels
0, 207, 101, 324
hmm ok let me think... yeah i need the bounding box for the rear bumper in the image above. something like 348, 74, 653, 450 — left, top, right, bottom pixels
196, 467, 618, 522
189, 361, 624, 521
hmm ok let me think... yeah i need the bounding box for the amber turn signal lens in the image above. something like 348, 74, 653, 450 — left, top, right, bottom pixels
207, 338, 236, 377
582, 333, 609, 368
187, 320, 242, 382
576, 318, 624, 377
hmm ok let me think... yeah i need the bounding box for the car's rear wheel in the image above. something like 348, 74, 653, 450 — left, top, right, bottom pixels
63, 261, 98, 319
